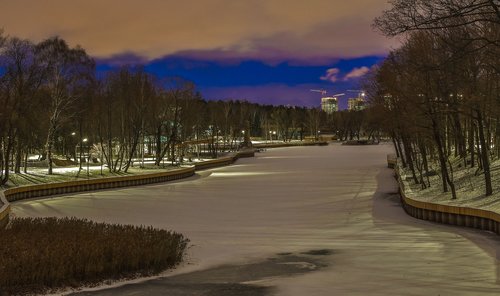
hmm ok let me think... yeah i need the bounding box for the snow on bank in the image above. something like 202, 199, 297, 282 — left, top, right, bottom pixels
399, 158, 500, 213
12, 144, 500, 295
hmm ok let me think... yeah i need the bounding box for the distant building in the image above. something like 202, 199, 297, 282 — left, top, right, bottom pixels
348, 92, 366, 111
321, 97, 338, 114
348, 97, 365, 111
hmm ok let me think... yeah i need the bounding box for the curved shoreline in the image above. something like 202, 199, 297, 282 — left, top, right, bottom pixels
1, 142, 326, 227
9, 144, 500, 295
0, 149, 254, 227
392, 157, 500, 235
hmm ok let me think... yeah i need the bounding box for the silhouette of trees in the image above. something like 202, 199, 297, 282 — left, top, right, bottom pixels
371, 0, 499, 197
0, 33, 380, 185
36, 37, 95, 174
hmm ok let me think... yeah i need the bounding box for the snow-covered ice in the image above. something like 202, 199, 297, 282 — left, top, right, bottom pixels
12, 143, 500, 295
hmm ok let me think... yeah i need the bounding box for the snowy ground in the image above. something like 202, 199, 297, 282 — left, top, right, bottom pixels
400, 158, 500, 213
4, 160, 208, 187
12, 143, 500, 295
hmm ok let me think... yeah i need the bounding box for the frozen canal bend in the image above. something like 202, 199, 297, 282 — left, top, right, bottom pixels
13, 144, 500, 295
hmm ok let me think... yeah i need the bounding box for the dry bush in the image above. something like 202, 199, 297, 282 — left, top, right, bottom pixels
0, 217, 188, 295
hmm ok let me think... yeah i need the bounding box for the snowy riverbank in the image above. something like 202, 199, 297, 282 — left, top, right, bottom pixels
398, 158, 500, 214
13, 144, 500, 295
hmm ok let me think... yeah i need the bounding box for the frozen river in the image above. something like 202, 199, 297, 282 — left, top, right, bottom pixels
12, 143, 500, 295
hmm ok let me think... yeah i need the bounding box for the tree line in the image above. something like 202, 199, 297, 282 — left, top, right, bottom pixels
368, 0, 499, 197
0, 31, 378, 185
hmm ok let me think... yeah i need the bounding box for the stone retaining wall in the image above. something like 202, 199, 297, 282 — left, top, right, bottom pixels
4, 167, 195, 203
387, 154, 396, 168
0, 193, 9, 228
0, 167, 195, 227
194, 149, 255, 171
253, 141, 328, 149
394, 157, 500, 235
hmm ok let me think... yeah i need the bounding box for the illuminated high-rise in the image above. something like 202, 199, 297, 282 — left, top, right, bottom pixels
321, 97, 338, 114
348, 92, 366, 111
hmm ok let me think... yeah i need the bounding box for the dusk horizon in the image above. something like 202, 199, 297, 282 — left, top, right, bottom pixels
0, 0, 396, 108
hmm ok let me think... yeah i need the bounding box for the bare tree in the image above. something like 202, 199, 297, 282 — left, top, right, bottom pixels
36, 37, 94, 174
374, 0, 500, 37
0, 37, 45, 184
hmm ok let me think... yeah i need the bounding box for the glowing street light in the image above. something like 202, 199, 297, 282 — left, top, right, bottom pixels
82, 138, 89, 178
269, 130, 276, 142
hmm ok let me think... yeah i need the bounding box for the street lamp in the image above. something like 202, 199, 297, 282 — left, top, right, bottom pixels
83, 138, 89, 178
71, 132, 77, 162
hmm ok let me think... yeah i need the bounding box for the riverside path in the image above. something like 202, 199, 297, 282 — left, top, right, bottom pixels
12, 143, 500, 295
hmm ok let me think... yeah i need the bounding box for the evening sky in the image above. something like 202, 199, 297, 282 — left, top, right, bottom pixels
0, 0, 397, 108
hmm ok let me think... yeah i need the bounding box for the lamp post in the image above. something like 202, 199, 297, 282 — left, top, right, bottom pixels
83, 138, 89, 178
241, 130, 245, 148
71, 132, 77, 162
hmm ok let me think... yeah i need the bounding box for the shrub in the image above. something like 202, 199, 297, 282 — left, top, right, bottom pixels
0, 217, 188, 295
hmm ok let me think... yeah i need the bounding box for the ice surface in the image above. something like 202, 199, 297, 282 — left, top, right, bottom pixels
12, 144, 500, 295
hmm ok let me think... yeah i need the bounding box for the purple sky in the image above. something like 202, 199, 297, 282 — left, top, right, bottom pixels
0, 0, 397, 108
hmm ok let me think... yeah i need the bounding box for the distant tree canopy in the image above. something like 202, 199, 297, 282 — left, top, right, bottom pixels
0, 32, 377, 185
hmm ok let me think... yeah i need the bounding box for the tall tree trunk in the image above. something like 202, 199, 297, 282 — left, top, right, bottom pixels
396, 135, 406, 167
154, 125, 163, 166
14, 139, 21, 174
468, 118, 475, 167
124, 133, 140, 172
476, 109, 493, 196
419, 140, 431, 188
431, 117, 457, 199
0, 131, 14, 185
391, 134, 400, 158
452, 111, 466, 158
46, 127, 55, 175
402, 135, 418, 184
23, 148, 28, 173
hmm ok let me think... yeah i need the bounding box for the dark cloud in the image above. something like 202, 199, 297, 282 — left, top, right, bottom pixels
0, 0, 396, 62
0, 1, 394, 107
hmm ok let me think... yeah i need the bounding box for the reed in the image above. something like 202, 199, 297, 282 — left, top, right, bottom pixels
0, 217, 188, 295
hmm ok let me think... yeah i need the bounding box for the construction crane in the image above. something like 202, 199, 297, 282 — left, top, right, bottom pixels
310, 89, 327, 96
310, 89, 345, 98
347, 89, 366, 97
